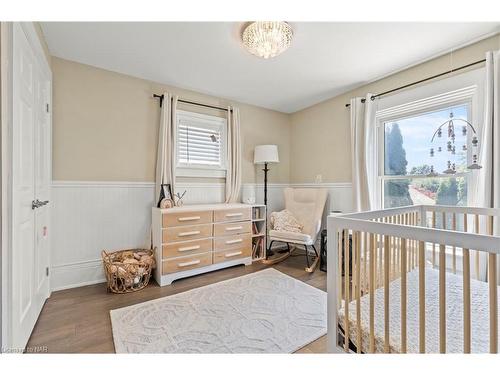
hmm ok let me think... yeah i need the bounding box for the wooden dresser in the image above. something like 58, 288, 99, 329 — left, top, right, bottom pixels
152, 203, 257, 286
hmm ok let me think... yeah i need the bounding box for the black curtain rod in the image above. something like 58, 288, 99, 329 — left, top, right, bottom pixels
153, 94, 232, 112
345, 58, 486, 108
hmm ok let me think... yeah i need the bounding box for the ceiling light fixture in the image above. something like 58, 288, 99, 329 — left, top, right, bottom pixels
242, 21, 293, 59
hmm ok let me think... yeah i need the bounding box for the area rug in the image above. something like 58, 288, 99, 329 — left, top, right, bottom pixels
110, 268, 327, 353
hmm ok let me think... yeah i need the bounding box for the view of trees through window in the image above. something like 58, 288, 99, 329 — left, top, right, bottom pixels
383, 104, 469, 209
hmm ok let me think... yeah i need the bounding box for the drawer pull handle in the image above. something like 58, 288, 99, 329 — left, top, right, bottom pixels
226, 226, 243, 231
225, 251, 243, 258
226, 238, 243, 244
178, 216, 201, 222
178, 230, 201, 237
178, 245, 201, 252
226, 213, 243, 217
178, 259, 201, 267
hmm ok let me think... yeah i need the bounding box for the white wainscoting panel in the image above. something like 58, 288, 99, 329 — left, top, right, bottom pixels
50, 181, 352, 291
50, 181, 155, 291
50, 181, 228, 291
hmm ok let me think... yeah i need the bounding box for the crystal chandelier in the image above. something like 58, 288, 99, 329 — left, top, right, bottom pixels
242, 21, 293, 59
428, 111, 481, 177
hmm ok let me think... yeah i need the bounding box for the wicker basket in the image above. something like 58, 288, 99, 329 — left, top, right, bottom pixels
101, 248, 156, 293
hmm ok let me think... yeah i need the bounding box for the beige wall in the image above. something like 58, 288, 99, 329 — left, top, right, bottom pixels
289, 34, 500, 183
52, 32, 500, 186
52, 57, 290, 183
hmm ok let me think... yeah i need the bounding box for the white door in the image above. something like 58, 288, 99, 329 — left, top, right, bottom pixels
11, 23, 51, 349
33, 55, 51, 315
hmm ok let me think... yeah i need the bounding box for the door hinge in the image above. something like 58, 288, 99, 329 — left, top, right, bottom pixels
46, 267, 49, 277
46, 103, 50, 113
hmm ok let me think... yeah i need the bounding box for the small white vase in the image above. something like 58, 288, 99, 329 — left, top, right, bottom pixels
242, 184, 256, 205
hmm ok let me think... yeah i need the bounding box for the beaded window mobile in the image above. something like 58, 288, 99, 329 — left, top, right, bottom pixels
427, 110, 482, 177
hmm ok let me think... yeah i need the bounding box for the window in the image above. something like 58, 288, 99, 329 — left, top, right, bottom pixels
176, 110, 227, 178
375, 71, 485, 271
382, 103, 470, 209
375, 67, 485, 212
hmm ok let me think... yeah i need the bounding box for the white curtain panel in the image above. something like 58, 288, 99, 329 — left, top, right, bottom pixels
225, 106, 242, 203
155, 93, 179, 205
350, 94, 378, 212
470, 50, 500, 282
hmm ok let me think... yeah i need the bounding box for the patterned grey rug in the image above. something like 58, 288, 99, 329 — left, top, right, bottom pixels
110, 268, 327, 353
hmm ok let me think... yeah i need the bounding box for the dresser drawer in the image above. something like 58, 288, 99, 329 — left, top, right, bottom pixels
213, 247, 251, 264
162, 238, 212, 259
162, 252, 212, 274
162, 210, 212, 227
163, 224, 212, 243
214, 207, 251, 223
213, 221, 252, 237
214, 233, 251, 251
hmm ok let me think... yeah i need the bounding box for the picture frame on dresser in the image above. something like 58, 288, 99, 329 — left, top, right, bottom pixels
156, 183, 173, 208
151, 203, 267, 286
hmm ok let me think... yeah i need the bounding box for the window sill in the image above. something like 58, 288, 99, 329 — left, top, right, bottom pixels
176, 167, 226, 179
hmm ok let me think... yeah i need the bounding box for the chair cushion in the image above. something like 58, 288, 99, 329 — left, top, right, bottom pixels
269, 230, 314, 245
270, 209, 303, 233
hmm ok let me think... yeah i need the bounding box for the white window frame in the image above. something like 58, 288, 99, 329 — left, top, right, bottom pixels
375, 68, 485, 210
175, 110, 227, 178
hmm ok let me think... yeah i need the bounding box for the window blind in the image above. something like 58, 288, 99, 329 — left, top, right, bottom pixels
178, 122, 222, 166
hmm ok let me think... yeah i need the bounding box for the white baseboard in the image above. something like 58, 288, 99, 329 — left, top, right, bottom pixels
51, 259, 105, 292
50, 180, 352, 291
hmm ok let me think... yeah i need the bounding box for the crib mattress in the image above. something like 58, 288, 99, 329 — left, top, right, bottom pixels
338, 268, 500, 353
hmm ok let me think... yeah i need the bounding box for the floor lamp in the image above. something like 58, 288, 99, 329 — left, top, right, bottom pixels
254, 145, 279, 253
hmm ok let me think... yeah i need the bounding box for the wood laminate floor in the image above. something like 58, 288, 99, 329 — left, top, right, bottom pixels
27, 253, 328, 353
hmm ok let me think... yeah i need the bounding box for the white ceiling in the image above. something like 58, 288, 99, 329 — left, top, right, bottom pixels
41, 22, 500, 113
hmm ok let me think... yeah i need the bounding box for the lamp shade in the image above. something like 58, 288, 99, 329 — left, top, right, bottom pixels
254, 145, 279, 164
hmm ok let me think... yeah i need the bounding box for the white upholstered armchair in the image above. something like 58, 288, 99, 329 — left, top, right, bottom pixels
267, 187, 328, 272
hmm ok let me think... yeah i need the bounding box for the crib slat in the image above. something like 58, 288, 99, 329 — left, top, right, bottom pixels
401, 238, 407, 353
489, 253, 498, 354
378, 232, 383, 289
396, 215, 401, 278
338, 230, 343, 307
363, 232, 367, 293
410, 214, 414, 271
355, 232, 362, 353
439, 244, 446, 353
352, 230, 357, 304
452, 213, 457, 274
418, 241, 425, 354
475, 214, 480, 280
432, 212, 436, 267
384, 235, 390, 353
409, 214, 413, 271
390, 216, 395, 278
414, 212, 418, 268
369, 233, 375, 353
463, 247, 471, 354
344, 229, 350, 352
463, 212, 471, 354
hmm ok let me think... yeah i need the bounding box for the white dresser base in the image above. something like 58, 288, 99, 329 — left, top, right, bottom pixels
157, 256, 252, 286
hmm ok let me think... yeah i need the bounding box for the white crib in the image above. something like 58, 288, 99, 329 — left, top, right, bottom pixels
327, 205, 499, 353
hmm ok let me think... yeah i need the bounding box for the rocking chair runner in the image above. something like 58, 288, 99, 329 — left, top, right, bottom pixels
264, 187, 328, 272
